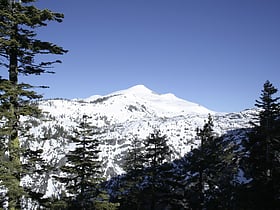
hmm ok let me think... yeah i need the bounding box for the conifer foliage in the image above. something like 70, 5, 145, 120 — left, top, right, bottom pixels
55, 115, 103, 209
54, 115, 118, 210
144, 130, 171, 169
0, 0, 67, 208
106, 81, 280, 209
120, 136, 145, 210
243, 80, 280, 209
186, 114, 239, 209
187, 115, 216, 209
123, 136, 145, 174
116, 130, 172, 210
143, 129, 171, 210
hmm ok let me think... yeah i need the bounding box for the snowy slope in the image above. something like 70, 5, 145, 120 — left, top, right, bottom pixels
84, 84, 214, 117
25, 85, 257, 196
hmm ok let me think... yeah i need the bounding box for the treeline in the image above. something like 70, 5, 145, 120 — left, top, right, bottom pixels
1, 0, 280, 209
106, 81, 280, 210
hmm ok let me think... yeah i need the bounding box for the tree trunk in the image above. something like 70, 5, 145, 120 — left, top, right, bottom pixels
8, 23, 21, 210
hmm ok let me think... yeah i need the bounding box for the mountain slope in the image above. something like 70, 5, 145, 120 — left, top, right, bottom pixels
26, 85, 256, 196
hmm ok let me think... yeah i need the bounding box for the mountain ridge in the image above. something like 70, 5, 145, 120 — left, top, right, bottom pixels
81, 84, 215, 116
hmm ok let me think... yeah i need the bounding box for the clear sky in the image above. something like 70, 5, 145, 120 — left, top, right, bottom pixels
26, 0, 280, 112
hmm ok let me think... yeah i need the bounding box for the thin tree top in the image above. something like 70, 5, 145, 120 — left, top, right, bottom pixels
255, 80, 280, 108
0, 0, 67, 76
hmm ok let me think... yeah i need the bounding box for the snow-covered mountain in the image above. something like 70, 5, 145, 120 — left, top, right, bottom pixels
27, 85, 257, 196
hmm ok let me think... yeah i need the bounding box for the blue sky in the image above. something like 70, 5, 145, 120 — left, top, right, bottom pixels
26, 0, 280, 112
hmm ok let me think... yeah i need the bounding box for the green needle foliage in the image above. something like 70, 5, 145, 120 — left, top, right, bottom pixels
123, 136, 145, 174
55, 115, 116, 210
120, 136, 145, 210
143, 130, 171, 210
0, 0, 67, 209
242, 80, 280, 209
187, 115, 216, 209
186, 114, 239, 209
118, 130, 172, 210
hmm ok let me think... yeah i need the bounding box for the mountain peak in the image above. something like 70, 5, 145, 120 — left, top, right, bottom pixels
115, 84, 154, 95
82, 85, 215, 115
105, 84, 214, 115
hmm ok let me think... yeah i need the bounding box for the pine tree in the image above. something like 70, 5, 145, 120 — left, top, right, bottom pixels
0, 0, 67, 208
255, 81, 280, 129
123, 136, 145, 174
120, 136, 145, 210
142, 129, 171, 210
186, 114, 238, 209
55, 115, 114, 209
144, 130, 171, 169
243, 80, 280, 209
187, 114, 215, 209
197, 114, 215, 209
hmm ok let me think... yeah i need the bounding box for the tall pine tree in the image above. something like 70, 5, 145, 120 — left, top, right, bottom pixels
123, 136, 145, 174
142, 129, 171, 210
187, 114, 215, 209
243, 80, 280, 209
55, 115, 116, 210
120, 136, 145, 210
186, 114, 238, 209
0, 0, 67, 208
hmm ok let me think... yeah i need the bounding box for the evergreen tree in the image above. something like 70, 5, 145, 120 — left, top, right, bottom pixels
0, 0, 66, 208
120, 136, 145, 210
242, 80, 280, 209
187, 114, 215, 209
55, 115, 115, 210
142, 129, 171, 210
186, 114, 238, 209
144, 129, 171, 170
123, 136, 145, 174
153, 161, 189, 210
255, 80, 280, 130
118, 130, 172, 210
119, 132, 190, 210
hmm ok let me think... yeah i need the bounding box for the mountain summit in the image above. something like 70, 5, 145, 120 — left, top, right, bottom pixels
113, 84, 154, 95
84, 85, 214, 117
